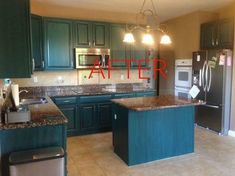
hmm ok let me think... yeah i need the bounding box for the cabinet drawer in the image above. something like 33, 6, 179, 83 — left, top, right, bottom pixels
80, 95, 112, 103
113, 93, 135, 99
54, 97, 77, 105
135, 91, 156, 97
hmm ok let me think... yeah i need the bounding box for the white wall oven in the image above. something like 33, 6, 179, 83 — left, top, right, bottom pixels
175, 59, 192, 88
175, 59, 192, 98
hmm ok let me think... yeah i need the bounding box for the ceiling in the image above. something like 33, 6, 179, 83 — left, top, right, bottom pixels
33, 0, 234, 21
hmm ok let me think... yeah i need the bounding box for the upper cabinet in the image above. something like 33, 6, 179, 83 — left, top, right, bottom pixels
200, 18, 234, 49
31, 15, 44, 70
74, 21, 110, 48
110, 24, 127, 67
44, 18, 74, 70
128, 30, 147, 67
0, 0, 32, 78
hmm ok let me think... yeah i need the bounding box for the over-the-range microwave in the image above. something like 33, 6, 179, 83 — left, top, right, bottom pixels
75, 48, 110, 69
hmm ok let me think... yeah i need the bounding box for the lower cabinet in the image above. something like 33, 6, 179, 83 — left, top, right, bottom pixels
53, 91, 156, 136
59, 105, 77, 136
98, 102, 112, 128
79, 103, 98, 132
79, 102, 112, 134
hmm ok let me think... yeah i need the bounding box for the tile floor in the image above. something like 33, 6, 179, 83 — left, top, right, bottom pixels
67, 128, 235, 176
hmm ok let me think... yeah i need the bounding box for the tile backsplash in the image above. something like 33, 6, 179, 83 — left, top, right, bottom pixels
3, 69, 144, 87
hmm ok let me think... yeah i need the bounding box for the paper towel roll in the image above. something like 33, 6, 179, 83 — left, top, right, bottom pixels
11, 84, 19, 106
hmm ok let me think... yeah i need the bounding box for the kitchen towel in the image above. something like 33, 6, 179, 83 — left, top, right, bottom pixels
11, 84, 19, 106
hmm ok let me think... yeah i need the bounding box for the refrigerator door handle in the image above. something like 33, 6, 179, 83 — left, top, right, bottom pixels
207, 65, 212, 92
199, 69, 202, 87
205, 62, 209, 92
202, 61, 207, 91
204, 104, 220, 109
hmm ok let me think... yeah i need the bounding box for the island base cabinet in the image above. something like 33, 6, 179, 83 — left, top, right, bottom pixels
112, 104, 195, 166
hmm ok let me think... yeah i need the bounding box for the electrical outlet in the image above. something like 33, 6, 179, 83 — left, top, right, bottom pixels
33, 76, 38, 83
120, 74, 124, 80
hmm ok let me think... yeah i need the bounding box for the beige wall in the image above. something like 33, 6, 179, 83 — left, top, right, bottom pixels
31, 1, 145, 24
7, 70, 143, 87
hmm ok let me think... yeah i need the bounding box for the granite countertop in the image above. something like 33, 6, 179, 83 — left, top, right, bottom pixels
112, 95, 205, 111
0, 96, 67, 130
19, 85, 156, 98
0, 84, 155, 130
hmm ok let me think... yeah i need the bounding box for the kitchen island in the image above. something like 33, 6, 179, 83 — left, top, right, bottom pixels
112, 95, 203, 166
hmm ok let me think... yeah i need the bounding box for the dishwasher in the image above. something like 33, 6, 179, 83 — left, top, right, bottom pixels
9, 147, 65, 176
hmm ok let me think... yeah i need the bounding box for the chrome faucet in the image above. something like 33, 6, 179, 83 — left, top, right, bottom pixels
19, 90, 29, 94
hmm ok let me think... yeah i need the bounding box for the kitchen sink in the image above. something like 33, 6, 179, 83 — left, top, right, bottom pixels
20, 97, 48, 105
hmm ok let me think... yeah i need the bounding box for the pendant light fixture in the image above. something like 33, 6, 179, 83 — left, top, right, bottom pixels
123, 0, 171, 45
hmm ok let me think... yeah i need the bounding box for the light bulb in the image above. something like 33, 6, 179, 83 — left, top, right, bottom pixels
123, 33, 135, 43
142, 34, 154, 45
160, 34, 172, 45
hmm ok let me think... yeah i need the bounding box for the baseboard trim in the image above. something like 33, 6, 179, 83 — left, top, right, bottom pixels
228, 130, 235, 137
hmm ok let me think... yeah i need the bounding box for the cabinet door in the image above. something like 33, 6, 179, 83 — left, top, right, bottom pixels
79, 104, 97, 131
93, 23, 110, 48
98, 102, 112, 128
44, 18, 73, 69
0, 0, 32, 78
130, 30, 147, 67
59, 105, 77, 135
110, 24, 127, 67
74, 21, 92, 47
200, 22, 217, 49
218, 18, 234, 49
31, 15, 44, 70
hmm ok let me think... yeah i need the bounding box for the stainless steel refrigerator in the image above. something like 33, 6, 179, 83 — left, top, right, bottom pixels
192, 50, 233, 135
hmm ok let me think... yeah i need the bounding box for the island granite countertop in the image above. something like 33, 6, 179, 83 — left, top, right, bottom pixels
112, 95, 205, 111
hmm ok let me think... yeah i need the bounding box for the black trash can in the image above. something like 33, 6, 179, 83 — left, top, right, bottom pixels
9, 147, 64, 176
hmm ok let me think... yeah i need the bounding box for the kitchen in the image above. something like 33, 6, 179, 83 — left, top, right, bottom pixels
1, 0, 235, 176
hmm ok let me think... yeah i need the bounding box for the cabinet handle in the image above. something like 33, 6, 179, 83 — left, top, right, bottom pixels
212, 39, 215, 46
216, 38, 219, 46
63, 100, 71, 103
89, 41, 91, 46
42, 61, 45, 68
93, 40, 95, 46
114, 114, 117, 120
32, 58, 35, 71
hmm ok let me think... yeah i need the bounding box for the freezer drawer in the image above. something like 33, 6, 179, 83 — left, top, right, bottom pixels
195, 105, 222, 133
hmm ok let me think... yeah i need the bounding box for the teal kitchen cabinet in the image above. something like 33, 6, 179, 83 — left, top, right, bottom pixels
79, 103, 98, 132
128, 30, 147, 67
59, 105, 77, 136
218, 18, 234, 49
74, 21, 92, 47
110, 24, 127, 67
31, 14, 44, 70
79, 95, 112, 134
44, 18, 74, 70
200, 18, 234, 49
53, 96, 79, 136
74, 21, 109, 48
98, 102, 112, 128
0, 0, 32, 78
